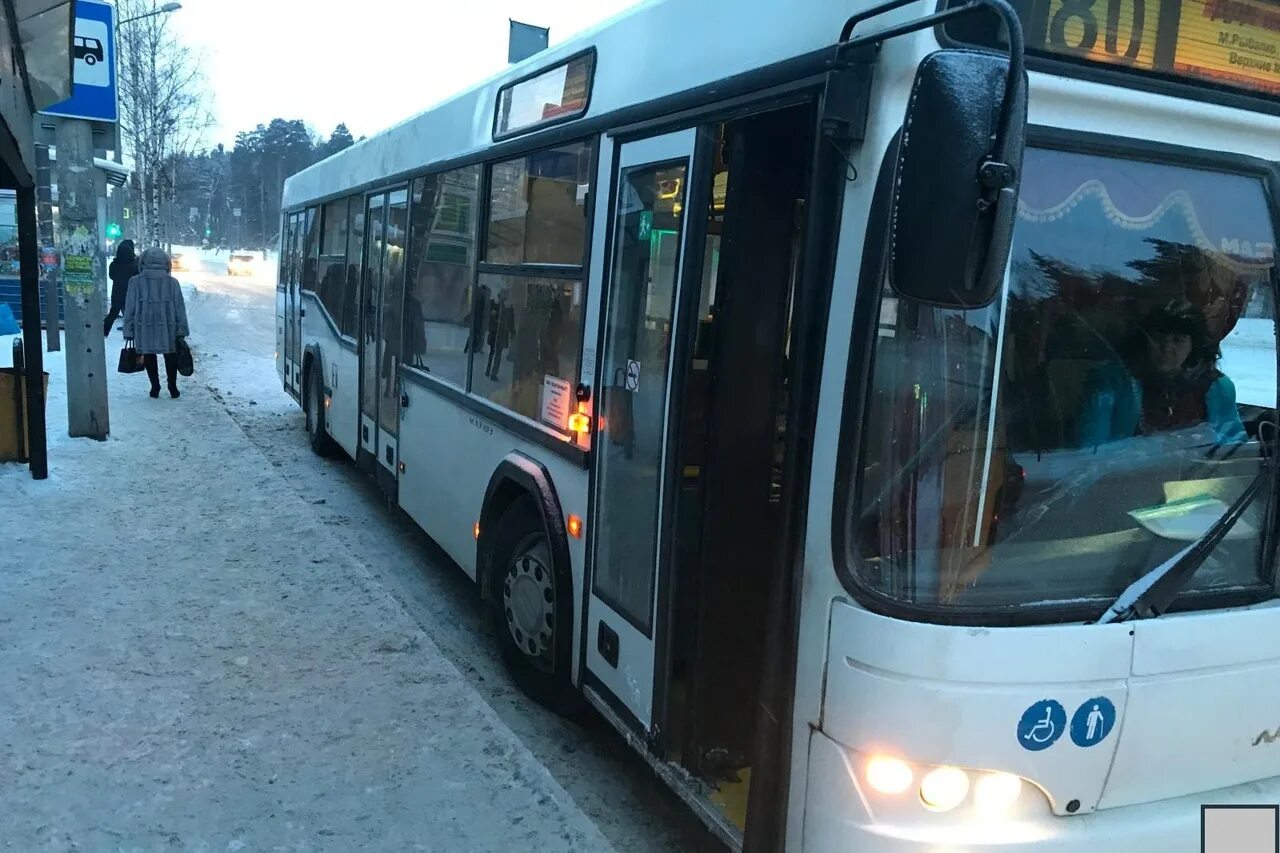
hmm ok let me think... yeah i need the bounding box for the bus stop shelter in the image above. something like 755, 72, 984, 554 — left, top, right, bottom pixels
1, 0, 76, 479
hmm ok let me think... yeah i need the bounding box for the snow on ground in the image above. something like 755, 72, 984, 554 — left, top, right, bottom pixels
0, 331, 616, 850
175, 248, 711, 851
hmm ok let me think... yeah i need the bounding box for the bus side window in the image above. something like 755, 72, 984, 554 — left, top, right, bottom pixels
403, 165, 481, 387
472, 140, 594, 432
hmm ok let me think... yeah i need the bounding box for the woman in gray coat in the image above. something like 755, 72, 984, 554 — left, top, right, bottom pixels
123, 247, 190, 398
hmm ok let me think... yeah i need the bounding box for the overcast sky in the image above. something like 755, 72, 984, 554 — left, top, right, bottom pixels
164, 0, 642, 149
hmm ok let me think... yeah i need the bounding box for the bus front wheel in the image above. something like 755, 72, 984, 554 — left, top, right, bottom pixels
487, 497, 581, 716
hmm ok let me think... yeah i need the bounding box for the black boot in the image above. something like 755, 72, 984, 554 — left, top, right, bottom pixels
149, 384, 160, 399
168, 383, 180, 399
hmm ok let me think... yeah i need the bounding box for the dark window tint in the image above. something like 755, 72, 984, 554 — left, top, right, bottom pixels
404, 165, 481, 387
340, 199, 364, 339
321, 199, 348, 254
317, 198, 349, 327
302, 207, 319, 292
471, 272, 583, 426
851, 148, 1277, 616
485, 141, 593, 265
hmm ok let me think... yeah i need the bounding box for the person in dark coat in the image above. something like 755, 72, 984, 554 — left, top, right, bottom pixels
104, 240, 138, 336
123, 247, 190, 399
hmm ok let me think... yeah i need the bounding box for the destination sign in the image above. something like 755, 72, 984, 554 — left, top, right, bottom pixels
967, 0, 1280, 98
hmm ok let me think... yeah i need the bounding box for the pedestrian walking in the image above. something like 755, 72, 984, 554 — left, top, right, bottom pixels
122, 247, 190, 399
103, 239, 138, 336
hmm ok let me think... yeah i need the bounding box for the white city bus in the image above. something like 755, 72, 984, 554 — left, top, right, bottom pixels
277, 0, 1280, 848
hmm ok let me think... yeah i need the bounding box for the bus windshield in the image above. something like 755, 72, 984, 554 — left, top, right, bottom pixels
850, 146, 1279, 619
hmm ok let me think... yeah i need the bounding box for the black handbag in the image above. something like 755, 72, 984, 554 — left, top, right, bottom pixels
175, 337, 194, 377
117, 341, 144, 374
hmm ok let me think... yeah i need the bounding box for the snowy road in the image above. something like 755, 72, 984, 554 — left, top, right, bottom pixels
177, 251, 714, 852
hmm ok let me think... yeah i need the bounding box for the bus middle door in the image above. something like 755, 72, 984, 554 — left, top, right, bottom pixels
358, 188, 408, 494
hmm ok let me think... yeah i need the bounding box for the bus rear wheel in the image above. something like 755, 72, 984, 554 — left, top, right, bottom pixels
488, 497, 581, 716
305, 362, 338, 457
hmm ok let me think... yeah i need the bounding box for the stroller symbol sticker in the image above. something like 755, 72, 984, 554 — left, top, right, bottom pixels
1017, 699, 1066, 751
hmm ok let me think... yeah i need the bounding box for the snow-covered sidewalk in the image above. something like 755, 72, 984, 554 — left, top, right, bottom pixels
0, 340, 613, 851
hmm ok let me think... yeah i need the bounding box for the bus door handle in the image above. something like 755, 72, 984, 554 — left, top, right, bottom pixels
400, 391, 410, 409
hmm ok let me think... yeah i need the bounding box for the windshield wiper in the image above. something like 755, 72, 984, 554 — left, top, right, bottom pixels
1097, 460, 1272, 624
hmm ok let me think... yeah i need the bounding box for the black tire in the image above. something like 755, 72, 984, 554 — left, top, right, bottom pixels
305, 361, 339, 457
488, 497, 582, 716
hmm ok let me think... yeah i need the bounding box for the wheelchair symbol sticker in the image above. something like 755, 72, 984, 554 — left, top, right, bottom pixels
1070, 697, 1116, 747
1017, 699, 1066, 751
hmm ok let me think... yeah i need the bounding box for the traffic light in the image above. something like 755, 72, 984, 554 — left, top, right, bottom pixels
204, 228, 212, 237
106, 222, 122, 239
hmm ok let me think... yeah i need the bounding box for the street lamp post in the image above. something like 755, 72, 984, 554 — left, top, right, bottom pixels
117, 2, 182, 30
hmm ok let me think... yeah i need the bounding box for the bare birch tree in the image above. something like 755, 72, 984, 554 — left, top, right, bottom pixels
116, 0, 214, 247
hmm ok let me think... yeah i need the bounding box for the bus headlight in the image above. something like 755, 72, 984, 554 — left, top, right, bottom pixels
865, 755, 914, 795
973, 772, 1023, 816
857, 752, 1038, 820
919, 766, 970, 812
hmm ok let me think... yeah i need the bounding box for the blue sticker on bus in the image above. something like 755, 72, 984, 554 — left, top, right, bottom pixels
1070, 697, 1116, 747
1018, 699, 1066, 751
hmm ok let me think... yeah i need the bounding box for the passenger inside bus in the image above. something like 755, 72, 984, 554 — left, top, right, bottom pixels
1078, 299, 1245, 448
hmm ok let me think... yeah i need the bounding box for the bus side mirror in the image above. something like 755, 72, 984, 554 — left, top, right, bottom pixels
889, 49, 1027, 309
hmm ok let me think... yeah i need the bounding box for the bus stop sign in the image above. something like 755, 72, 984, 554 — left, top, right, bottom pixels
41, 0, 118, 123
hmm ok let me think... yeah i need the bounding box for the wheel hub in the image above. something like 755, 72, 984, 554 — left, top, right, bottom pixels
503, 545, 554, 670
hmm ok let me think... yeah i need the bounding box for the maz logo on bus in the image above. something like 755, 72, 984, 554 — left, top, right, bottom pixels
1253, 726, 1280, 746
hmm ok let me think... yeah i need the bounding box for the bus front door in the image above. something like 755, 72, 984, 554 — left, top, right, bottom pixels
586, 128, 703, 736
589, 105, 818, 846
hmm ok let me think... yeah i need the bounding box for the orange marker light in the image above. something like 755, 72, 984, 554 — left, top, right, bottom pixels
473, 521, 481, 540
567, 514, 583, 538
568, 402, 591, 436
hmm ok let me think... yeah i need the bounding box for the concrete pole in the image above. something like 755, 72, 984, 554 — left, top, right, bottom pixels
17, 185, 48, 479
54, 117, 110, 439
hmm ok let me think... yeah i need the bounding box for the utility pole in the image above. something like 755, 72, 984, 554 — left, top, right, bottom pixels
55, 116, 110, 439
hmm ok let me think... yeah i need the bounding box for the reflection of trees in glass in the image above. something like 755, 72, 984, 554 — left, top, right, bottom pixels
1128, 239, 1256, 344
